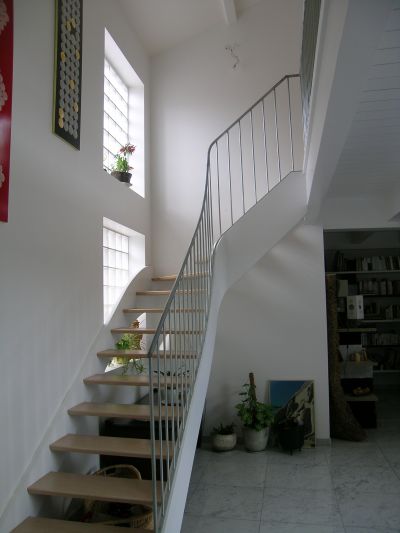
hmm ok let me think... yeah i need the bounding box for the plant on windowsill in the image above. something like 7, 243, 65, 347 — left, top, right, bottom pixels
235, 372, 275, 452
111, 143, 136, 184
211, 423, 237, 452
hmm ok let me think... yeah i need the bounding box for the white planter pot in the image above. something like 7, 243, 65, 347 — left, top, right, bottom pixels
160, 388, 179, 405
243, 426, 270, 452
211, 433, 237, 452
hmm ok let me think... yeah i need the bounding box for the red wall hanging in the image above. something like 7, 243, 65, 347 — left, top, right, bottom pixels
0, 0, 13, 223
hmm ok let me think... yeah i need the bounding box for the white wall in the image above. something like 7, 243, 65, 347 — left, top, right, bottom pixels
150, 0, 303, 274
0, 0, 150, 529
205, 224, 330, 440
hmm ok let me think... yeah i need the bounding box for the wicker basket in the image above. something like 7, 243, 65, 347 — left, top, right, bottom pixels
82, 464, 153, 529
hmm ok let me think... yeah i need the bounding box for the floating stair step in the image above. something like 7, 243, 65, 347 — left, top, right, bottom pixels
50, 434, 172, 459
136, 289, 205, 296
151, 274, 206, 282
11, 517, 150, 533
123, 307, 165, 314
123, 307, 200, 314
136, 290, 171, 296
111, 327, 201, 335
98, 349, 147, 359
68, 402, 175, 420
84, 373, 174, 387
112, 327, 157, 334
97, 349, 197, 359
151, 275, 177, 281
27, 471, 159, 506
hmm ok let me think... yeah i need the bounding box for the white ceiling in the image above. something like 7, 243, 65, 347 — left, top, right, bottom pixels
328, 5, 400, 198
118, 0, 262, 57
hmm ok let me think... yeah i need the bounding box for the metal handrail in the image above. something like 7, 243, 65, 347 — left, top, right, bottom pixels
147, 74, 303, 531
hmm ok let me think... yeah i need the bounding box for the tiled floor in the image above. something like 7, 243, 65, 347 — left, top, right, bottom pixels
181, 387, 400, 533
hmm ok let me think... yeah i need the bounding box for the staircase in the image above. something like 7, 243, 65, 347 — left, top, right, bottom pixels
12, 276, 178, 532
12, 73, 307, 533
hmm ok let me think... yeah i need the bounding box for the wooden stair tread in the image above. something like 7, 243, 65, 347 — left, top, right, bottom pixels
27, 471, 158, 506
136, 289, 205, 296
50, 434, 172, 459
11, 517, 150, 533
112, 327, 157, 334
68, 402, 175, 420
97, 349, 197, 359
151, 275, 176, 281
136, 290, 170, 296
123, 307, 200, 313
151, 274, 206, 281
123, 307, 164, 313
84, 373, 175, 387
111, 327, 201, 335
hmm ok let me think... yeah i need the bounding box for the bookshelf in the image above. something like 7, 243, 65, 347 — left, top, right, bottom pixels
327, 248, 400, 374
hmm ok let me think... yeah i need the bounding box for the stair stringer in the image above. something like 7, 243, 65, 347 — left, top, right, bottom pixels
161, 170, 307, 532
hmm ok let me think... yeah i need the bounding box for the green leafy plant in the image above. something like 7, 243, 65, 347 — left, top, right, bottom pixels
115, 333, 141, 351
112, 143, 136, 173
235, 373, 275, 431
114, 324, 144, 374
211, 423, 235, 435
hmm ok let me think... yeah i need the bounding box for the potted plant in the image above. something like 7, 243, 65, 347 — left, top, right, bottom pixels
111, 143, 136, 184
113, 320, 144, 374
211, 423, 237, 452
235, 372, 275, 452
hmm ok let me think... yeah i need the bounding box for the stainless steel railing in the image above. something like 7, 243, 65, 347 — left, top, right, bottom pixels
147, 74, 303, 531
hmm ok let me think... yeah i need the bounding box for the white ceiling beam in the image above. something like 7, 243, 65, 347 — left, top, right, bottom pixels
220, 0, 237, 25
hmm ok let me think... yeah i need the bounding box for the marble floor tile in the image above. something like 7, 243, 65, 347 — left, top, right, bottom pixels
181, 514, 260, 533
345, 528, 400, 533
265, 463, 333, 490
378, 445, 400, 469
331, 465, 400, 494
260, 523, 345, 533
201, 449, 268, 487
325, 444, 389, 467
261, 487, 342, 526
189, 448, 213, 484
337, 490, 400, 530
185, 483, 264, 520
265, 447, 328, 466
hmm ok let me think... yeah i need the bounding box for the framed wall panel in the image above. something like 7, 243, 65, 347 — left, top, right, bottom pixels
53, 0, 82, 149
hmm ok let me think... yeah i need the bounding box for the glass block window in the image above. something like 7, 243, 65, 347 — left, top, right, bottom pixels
103, 59, 129, 172
103, 227, 129, 322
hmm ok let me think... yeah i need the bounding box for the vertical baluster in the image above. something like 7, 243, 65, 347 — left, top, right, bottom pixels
250, 109, 257, 203
158, 326, 167, 514
207, 173, 214, 247
190, 241, 196, 384
189, 246, 197, 387
273, 88, 282, 182
238, 120, 245, 216
227, 131, 234, 228
149, 345, 159, 533
261, 98, 270, 192
287, 77, 294, 172
216, 142, 222, 238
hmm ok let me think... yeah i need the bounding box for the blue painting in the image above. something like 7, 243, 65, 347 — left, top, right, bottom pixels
270, 380, 306, 408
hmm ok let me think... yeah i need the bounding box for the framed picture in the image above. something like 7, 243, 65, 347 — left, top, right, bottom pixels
0, 0, 13, 223
53, 0, 82, 149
